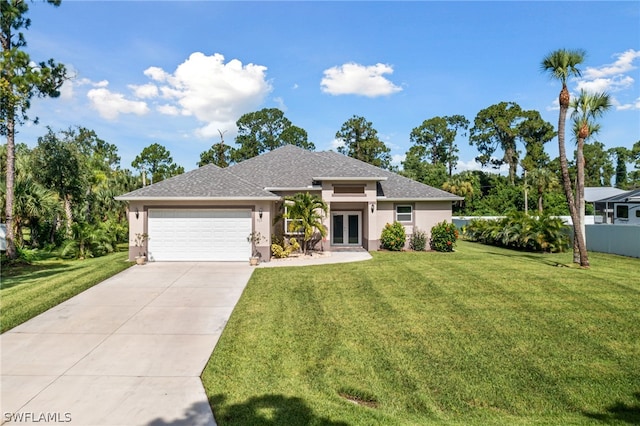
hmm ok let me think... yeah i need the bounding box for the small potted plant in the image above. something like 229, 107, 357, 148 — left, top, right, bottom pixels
247, 231, 265, 266
134, 232, 149, 265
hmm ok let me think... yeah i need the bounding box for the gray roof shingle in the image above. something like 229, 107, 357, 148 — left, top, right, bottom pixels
117, 144, 461, 201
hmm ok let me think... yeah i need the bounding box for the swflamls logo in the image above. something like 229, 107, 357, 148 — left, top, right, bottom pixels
3, 412, 72, 423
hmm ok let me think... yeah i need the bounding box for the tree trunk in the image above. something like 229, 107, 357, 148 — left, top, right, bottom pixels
557, 85, 589, 267
576, 135, 587, 261
5, 115, 17, 259
64, 194, 73, 237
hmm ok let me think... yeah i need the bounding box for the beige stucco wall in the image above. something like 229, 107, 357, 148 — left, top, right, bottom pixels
125, 199, 273, 261
375, 201, 453, 249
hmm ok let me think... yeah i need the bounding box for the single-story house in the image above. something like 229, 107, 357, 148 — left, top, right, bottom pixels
115, 145, 462, 261
594, 188, 640, 225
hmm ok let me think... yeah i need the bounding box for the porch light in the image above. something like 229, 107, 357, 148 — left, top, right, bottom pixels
370, 203, 375, 213
259, 208, 263, 219
135, 208, 139, 219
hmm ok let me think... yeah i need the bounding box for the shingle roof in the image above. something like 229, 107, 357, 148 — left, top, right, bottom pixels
115, 164, 279, 200
117, 144, 461, 201
595, 188, 640, 203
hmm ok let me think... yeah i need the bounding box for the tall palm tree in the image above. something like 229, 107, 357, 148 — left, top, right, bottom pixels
283, 192, 328, 254
541, 48, 589, 267
570, 90, 611, 261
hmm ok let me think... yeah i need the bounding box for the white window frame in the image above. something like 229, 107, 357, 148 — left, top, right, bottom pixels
284, 205, 304, 235
396, 205, 413, 223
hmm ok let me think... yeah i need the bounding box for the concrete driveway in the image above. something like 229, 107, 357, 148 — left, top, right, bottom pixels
1, 262, 253, 426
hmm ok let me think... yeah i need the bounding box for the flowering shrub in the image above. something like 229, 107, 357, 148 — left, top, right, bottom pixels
409, 228, 428, 251
380, 221, 406, 251
430, 221, 458, 252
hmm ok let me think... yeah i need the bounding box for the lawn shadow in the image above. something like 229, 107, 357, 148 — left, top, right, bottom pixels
484, 250, 571, 268
208, 394, 350, 426
582, 392, 640, 424
0, 262, 71, 290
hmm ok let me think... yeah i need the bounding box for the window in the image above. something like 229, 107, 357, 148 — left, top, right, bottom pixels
636, 210, 640, 218
396, 205, 413, 222
616, 205, 629, 219
284, 205, 303, 234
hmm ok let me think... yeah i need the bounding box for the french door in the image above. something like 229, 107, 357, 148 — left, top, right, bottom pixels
331, 211, 361, 245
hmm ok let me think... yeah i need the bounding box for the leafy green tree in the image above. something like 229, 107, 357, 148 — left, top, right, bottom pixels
470, 102, 554, 185
283, 192, 328, 255
608, 146, 630, 189
528, 168, 559, 213
31, 128, 86, 235
541, 48, 589, 267
409, 115, 469, 176
570, 89, 611, 263
401, 145, 448, 188
232, 108, 314, 162
442, 172, 477, 211
132, 143, 184, 185
336, 115, 391, 169
581, 142, 614, 187
1, 0, 68, 258
199, 130, 231, 168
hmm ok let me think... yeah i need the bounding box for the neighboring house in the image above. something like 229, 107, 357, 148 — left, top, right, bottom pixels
115, 145, 462, 261
594, 188, 640, 225
585, 187, 627, 224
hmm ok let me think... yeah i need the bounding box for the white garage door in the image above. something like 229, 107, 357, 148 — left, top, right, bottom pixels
147, 209, 252, 261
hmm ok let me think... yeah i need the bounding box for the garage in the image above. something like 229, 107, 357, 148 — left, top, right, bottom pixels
147, 209, 252, 261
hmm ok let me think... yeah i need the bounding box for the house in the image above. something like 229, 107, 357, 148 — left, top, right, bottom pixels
115, 145, 462, 261
594, 188, 640, 225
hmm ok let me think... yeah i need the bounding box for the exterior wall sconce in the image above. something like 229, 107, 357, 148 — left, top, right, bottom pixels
370, 203, 375, 213
135, 208, 139, 219
259, 208, 263, 219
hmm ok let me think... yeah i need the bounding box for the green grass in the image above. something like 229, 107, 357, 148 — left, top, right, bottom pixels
1, 250, 133, 333
203, 241, 640, 425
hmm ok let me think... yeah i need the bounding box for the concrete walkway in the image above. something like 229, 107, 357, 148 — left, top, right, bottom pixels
1, 262, 253, 426
1, 251, 371, 425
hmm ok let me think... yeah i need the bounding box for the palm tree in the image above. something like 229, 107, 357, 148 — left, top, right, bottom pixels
570, 90, 611, 261
528, 168, 559, 214
442, 173, 476, 210
541, 48, 589, 267
283, 192, 328, 254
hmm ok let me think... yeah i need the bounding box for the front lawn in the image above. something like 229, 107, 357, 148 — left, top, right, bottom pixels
1, 251, 133, 333
203, 241, 640, 425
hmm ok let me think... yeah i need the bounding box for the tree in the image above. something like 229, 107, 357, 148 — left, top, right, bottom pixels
582, 142, 614, 187
199, 129, 231, 168
1, 0, 68, 258
401, 145, 448, 188
131, 143, 184, 185
541, 48, 589, 267
469, 102, 554, 185
409, 115, 468, 176
283, 192, 328, 255
528, 168, 559, 213
609, 146, 630, 189
30, 128, 86, 236
570, 89, 611, 263
232, 108, 314, 162
442, 172, 476, 211
335, 115, 391, 169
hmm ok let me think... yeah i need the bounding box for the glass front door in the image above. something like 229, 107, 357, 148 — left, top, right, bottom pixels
332, 212, 361, 245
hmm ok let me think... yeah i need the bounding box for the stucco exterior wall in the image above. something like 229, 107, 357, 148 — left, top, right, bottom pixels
375, 201, 453, 249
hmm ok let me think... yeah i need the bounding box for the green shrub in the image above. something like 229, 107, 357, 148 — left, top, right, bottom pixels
271, 237, 301, 258
381, 222, 406, 251
463, 212, 569, 253
409, 228, 428, 251
430, 221, 458, 252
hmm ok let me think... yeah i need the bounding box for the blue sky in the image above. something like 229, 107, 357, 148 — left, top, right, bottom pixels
19, 1, 640, 175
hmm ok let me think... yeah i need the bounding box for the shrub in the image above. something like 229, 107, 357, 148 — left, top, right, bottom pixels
430, 221, 458, 252
271, 237, 301, 258
409, 228, 428, 251
463, 212, 569, 253
380, 222, 406, 251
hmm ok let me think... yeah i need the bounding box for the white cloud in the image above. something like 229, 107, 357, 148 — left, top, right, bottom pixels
321, 62, 402, 97
156, 104, 180, 115
391, 154, 406, 167
87, 86, 149, 120
615, 97, 640, 111
129, 83, 159, 99
143, 52, 272, 135
454, 159, 509, 174
576, 75, 634, 93
583, 49, 640, 80
330, 138, 344, 150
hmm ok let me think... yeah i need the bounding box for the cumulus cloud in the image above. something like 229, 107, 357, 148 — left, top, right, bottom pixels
129, 83, 159, 99
87, 84, 149, 120
143, 52, 272, 136
575, 49, 640, 110
321, 62, 402, 97
454, 159, 509, 174
330, 138, 345, 150
391, 154, 406, 167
